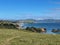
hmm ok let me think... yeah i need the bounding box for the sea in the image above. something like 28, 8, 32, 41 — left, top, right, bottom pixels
22, 23, 60, 34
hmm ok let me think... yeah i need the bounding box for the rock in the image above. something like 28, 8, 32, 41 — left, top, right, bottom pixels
25, 27, 46, 33
26, 27, 37, 32
36, 28, 46, 33
52, 29, 60, 33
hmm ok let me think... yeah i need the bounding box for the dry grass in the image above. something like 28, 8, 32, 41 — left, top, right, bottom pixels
0, 29, 60, 45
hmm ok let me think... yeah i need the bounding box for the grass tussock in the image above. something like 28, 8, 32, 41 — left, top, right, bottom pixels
0, 29, 60, 45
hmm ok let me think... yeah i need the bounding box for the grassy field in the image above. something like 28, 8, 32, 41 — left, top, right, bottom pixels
0, 29, 60, 45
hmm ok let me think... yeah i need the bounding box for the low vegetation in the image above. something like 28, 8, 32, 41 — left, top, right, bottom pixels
0, 29, 60, 45
0, 20, 19, 29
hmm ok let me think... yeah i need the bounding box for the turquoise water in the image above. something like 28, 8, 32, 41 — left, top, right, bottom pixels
23, 23, 60, 34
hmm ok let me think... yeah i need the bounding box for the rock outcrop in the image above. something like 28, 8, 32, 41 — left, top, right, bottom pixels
26, 27, 46, 33
52, 29, 60, 33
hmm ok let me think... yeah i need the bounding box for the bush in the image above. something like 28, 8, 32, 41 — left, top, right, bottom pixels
0, 23, 18, 29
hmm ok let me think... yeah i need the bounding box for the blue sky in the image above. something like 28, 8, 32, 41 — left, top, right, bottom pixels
0, 0, 60, 20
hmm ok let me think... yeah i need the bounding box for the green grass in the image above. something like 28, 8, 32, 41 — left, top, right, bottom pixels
0, 29, 60, 45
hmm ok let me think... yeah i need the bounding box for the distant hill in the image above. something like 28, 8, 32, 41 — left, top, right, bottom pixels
35, 19, 60, 23
15, 19, 60, 23
0, 19, 60, 23
16, 19, 36, 23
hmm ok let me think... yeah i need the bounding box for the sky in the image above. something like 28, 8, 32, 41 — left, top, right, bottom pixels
0, 0, 60, 20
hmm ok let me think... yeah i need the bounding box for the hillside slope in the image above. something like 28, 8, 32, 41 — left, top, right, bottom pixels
0, 29, 60, 45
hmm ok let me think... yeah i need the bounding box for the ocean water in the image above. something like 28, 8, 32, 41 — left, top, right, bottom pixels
23, 23, 60, 34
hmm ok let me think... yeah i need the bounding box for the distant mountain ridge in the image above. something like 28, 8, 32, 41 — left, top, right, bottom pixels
15, 19, 36, 23
0, 19, 60, 23
35, 19, 60, 23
